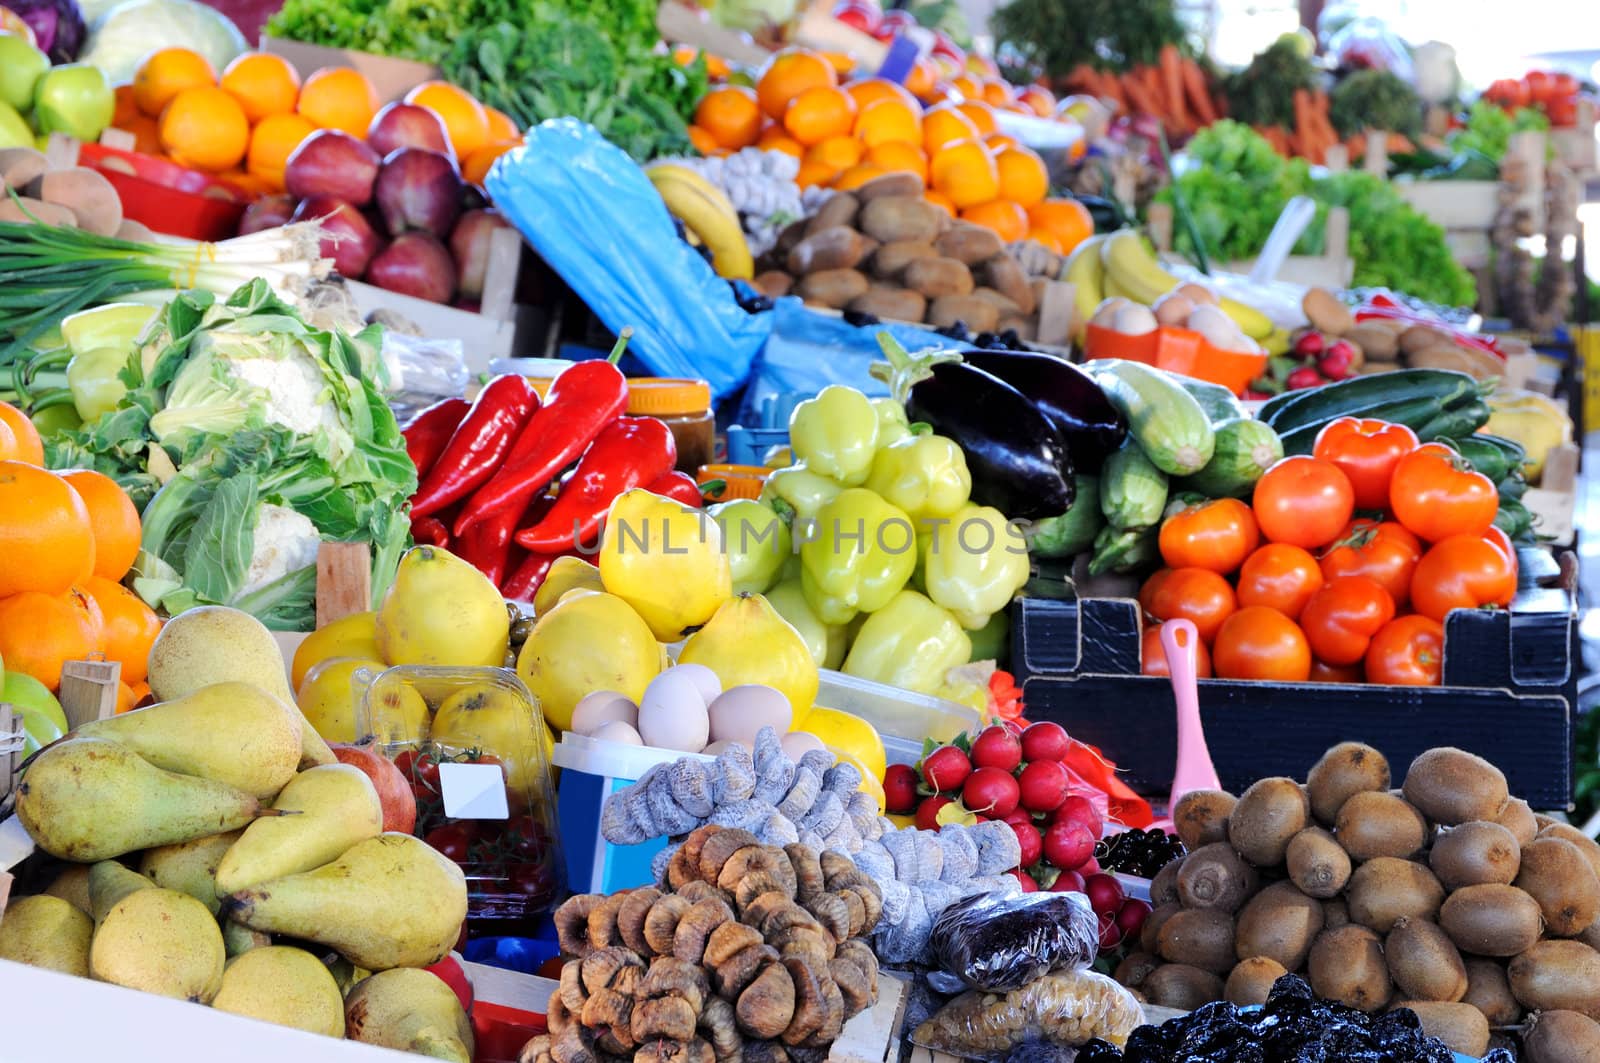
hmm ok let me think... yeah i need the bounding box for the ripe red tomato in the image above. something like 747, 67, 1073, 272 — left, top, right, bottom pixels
1312, 418, 1419, 510
1143, 567, 1238, 644
1140, 625, 1214, 679
1299, 575, 1397, 666
1410, 534, 1518, 621
1158, 497, 1260, 574
1212, 606, 1312, 682
1237, 543, 1324, 620
1365, 615, 1446, 686
1320, 519, 1422, 607
1253, 456, 1355, 549
1388, 443, 1499, 542
1309, 659, 1364, 684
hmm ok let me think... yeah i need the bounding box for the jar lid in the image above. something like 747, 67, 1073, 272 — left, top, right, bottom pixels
626, 378, 712, 416
697, 463, 768, 501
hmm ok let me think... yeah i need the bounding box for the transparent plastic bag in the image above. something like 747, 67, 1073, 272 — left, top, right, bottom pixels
926, 890, 1100, 994
910, 968, 1145, 1059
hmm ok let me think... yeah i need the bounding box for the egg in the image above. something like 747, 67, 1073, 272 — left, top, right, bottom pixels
780, 730, 829, 762
637, 670, 711, 752
591, 720, 644, 746
669, 663, 722, 707
571, 691, 638, 736
1176, 282, 1218, 306
1152, 292, 1196, 328
706, 684, 791, 746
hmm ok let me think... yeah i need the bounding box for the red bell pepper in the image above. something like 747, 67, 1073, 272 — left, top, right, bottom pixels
453, 333, 633, 537
402, 397, 471, 481
411, 375, 540, 517
645, 470, 705, 508
513, 417, 677, 553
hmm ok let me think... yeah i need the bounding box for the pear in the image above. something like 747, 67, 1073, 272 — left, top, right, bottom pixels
147, 605, 335, 768
679, 592, 820, 720
215, 765, 383, 895
17, 737, 267, 862
43, 865, 92, 916
212, 946, 345, 1037
378, 546, 509, 668
0, 895, 92, 976
221, 833, 466, 971
90, 887, 225, 1003
221, 919, 270, 958
88, 861, 156, 922
139, 830, 242, 915
345, 967, 474, 1062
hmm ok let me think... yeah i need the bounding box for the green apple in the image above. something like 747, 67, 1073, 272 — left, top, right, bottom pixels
33, 62, 114, 143
0, 31, 49, 113
2, 670, 69, 756
0, 99, 31, 149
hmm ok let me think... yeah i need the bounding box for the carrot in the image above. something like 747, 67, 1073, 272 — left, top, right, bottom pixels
1160, 45, 1191, 131
1182, 57, 1217, 125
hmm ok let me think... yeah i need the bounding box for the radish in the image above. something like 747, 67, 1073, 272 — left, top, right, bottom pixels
1012, 821, 1042, 868
1097, 910, 1124, 950
961, 767, 1020, 818
1051, 869, 1086, 893
1053, 794, 1104, 837
1021, 721, 1071, 763
921, 745, 972, 792
1043, 820, 1095, 871
1116, 899, 1152, 939
1018, 760, 1070, 813
970, 725, 1022, 772
1012, 868, 1039, 893
1083, 873, 1125, 917
882, 764, 918, 814
915, 794, 953, 832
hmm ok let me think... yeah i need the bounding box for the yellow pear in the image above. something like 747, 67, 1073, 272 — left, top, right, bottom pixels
90, 887, 225, 1003
345, 967, 474, 1062
292, 611, 383, 690
212, 946, 345, 1037
532, 557, 603, 616
139, 830, 242, 915
295, 657, 389, 745
215, 764, 383, 895
679, 593, 820, 720
88, 861, 156, 923
377, 546, 508, 668
222, 919, 270, 958
0, 895, 92, 976
516, 590, 659, 733
598, 488, 733, 641
430, 683, 547, 795
43, 866, 92, 916
76, 682, 301, 799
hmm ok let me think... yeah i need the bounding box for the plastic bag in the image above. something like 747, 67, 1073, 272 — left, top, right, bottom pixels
485, 119, 772, 400
910, 968, 1145, 1060
926, 891, 1099, 994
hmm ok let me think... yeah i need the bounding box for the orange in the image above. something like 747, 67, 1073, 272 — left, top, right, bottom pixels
1028, 228, 1064, 254
687, 125, 720, 154
996, 145, 1049, 206
463, 140, 518, 185
930, 138, 999, 208
866, 140, 927, 181
984, 132, 1019, 152
0, 462, 95, 598
406, 81, 490, 161
158, 86, 250, 173
694, 85, 763, 149
133, 48, 217, 119
833, 163, 886, 191
905, 58, 940, 102
782, 86, 855, 147
981, 79, 1016, 108
220, 52, 301, 123
484, 106, 521, 142
844, 78, 917, 112
924, 189, 957, 217
84, 575, 161, 686
796, 159, 842, 188
961, 199, 1029, 242
756, 48, 837, 121
757, 125, 804, 157
921, 103, 979, 155
245, 112, 315, 190
1028, 197, 1094, 254
955, 100, 997, 137
1019, 86, 1056, 117
854, 98, 919, 147
0, 587, 104, 690
60, 470, 140, 582
0, 401, 43, 465
805, 135, 863, 170
297, 67, 379, 138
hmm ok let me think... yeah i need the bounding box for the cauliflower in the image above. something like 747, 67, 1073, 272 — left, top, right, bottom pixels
238, 504, 321, 600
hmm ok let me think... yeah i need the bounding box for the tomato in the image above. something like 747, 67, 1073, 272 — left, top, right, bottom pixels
1310, 659, 1364, 684
1158, 497, 1259, 574
1253, 456, 1355, 549
1138, 568, 1173, 617
1410, 534, 1518, 621
1140, 625, 1214, 679
1365, 615, 1445, 686
1144, 567, 1238, 644
1312, 418, 1419, 510
1320, 519, 1422, 607
1237, 543, 1323, 620
1212, 606, 1312, 682
1299, 575, 1396, 666
1389, 442, 1499, 542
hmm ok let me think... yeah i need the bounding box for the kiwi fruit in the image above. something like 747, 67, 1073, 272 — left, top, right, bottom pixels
1346, 857, 1446, 932
1335, 791, 1428, 862
1401, 747, 1509, 826
1515, 836, 1600, 937
1113, 951, 1160, 989
1385, 916, 1467, 1002
1225, 957, 1288, 1007
1429, 820, 1521, 890
1308, 925, 1392, 1013
1150, 855, 1184, 907
1537, 822, 1600, 884
1323, 897, 1350, 929
1461, 958, 1521, 1025
1228, 777, 1310, 867
1156, 908, 1237, 974
1141, 903, 1181, 956
1174, 790, 1237, 851
1496, 797, 1538, 846
1306, 742, 1390, 825
1439, 884, 1543, 957
1523, 1010, 1600, 1063
1286, 827, 1352, 898
1176, 842, 1259, 912
1235, 881, 1325, 971
1393, 1001, 1490, 1057
1141, 964, 1225, 1011
1507, 939, 1600, 1018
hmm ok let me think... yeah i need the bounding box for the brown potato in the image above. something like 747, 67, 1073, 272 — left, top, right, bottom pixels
795, 269, 869, 309
904, 257, 974, 299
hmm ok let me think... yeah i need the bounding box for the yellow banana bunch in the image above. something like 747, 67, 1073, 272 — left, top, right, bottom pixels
1098, 231, 1275, 341
645, 163, 754, 280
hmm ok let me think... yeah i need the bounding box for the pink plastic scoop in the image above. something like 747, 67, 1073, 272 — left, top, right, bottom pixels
1151, 618, 1221, 833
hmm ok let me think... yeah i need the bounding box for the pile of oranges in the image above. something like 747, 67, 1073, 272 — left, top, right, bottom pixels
113, 49, 521, 192
0, 401, 162, 715
690, 48, 1092, 252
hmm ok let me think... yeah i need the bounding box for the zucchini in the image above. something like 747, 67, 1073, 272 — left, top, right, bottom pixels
1030, 476, 1103, 558
1176, 377, 1249, 426
1089, 360, 1216, 475
1100, 443, 1169, 529
1177, 419, 1285, 498
1259, 369, 1481, 434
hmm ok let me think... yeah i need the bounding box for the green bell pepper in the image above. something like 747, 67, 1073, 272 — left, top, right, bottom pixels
760, 464, 845, 525
864, 433, 972, 525
789, 385, 879, 486
709, 499, 792, 595
764, 578, 847, 669
923, 503, 1032, 630
873, 397, 912, 448
800, 487, 917, 625
841, 589, 971, 694
66, 346, 130, 422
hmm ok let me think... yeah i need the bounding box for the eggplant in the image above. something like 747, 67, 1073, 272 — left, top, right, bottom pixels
960, 349, 1127, 470
906, 361, 1073, 519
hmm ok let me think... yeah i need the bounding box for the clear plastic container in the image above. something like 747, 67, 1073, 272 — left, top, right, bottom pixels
357, 665, 564, 919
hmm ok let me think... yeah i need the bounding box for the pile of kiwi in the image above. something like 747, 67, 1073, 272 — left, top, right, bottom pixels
1112, 743, 1600, 1062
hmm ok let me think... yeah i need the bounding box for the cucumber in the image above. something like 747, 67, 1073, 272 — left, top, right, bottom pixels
1259, 369, 1481, 434
1177, 419, 1285, 498
1101, 443, 1169, 530
1030, 476, 1103, 558
1175, 377, 1249, 426
1089, 360, 1215, 476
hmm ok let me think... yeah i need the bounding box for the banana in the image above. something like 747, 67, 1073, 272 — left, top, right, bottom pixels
1099, 230, 1276, 340
646, 165, 754, 280
1061, 233, 1107, 340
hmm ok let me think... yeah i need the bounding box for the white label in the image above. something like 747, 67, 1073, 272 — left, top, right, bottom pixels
439, 762, 510, 820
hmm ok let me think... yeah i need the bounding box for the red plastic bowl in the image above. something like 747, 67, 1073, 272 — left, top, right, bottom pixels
1084, 324, 1268, 395
77, 142, 253, 241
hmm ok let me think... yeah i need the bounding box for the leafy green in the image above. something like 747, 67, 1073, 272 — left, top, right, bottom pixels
1329, 70, 1421, 138
1222, 39, 1319, 128
990, 0, 1190, 76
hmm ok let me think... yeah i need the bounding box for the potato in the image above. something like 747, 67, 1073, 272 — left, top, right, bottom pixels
981, 255, 1035, 314
858, 197, 947, 243
872, 240, 937, 280
753, 271, 794, 298
853, 172, 924, 202
787, 226, 869, 275
904, 257, 974, 299
847, 287, 926, 323
926, 294, 1000, 332
795, 269, 869, 308
804, 192, 860, 235
934, 223, 1004, 265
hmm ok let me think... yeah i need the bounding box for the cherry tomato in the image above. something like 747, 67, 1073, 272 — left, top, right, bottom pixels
1140, 625, 1214, 679
1213, 606, 1312, 682
1144, 567, 1238, 644
1237, 543, 1324, 620
1320, 519, 1422, 607
1312, 418, 1419, 510
1158, 497, 1260, 574
425, 823, 476, 864
1310, 659, 1364, 684
1299, 575, 1396, 666
1410, 534, 1518, 622
1388, 443, 1498, 542
1139, 569, 1173, 616
1365, 615, 1446, 686
1253, 456, 1355, 549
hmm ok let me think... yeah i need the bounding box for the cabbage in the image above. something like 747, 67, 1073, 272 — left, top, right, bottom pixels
80, 0, 245, 83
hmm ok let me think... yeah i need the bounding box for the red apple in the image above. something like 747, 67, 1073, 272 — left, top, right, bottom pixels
290, 195, 383, 278
284, 129, 380, 206
331, 739, 417, 834
367, 102, 453, 159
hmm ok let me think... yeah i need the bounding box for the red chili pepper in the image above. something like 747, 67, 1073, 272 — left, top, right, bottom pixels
410, 514, 452, 548
453, 332, 633, 537
411, 375, 540, 517
402, 397, 470, 481
514, 416, 677, 554
644, 470, 704, 508
501, 551, 569, 603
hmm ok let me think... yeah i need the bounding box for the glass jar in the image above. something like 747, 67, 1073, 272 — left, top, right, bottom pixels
626, 378, 714, 474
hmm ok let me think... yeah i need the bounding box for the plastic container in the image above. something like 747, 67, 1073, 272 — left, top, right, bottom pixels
357, 665, 564, 918
1084, 323, 1268, 395
696, 463, 769, 501
76, 142, 251, 241
626, 378, 714, 474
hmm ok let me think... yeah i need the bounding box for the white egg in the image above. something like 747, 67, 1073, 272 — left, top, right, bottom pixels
1110, 304, 1158, 336
571, 691, 638, 736
707, 685, 792, 746
669, 663, 722, 707
780, 731, 829, 762
637, 670, 711, 752
591, 720, 644, 746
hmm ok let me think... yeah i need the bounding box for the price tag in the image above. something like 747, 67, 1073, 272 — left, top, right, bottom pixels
439, 762, 510, 820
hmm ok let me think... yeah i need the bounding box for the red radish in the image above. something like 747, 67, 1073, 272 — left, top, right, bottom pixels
1097, 911, 1123, 949
970, 725, 1022, 772
1116, 899, 1152, 939
1053, 794, 1104, 837
921, 745, 972, 792
1012, 869, 1039, 893
882, 764, 918, 814
290, 195, 382, 278
1017, 760, 1070, 813
1043, 820, 1095, 871
1293, 331, 1326, 357
915, 794, 953, 832
1083, 873, 1125, 916
961, 767, 1020, 818
284, 130, 380, 206
1051, 869, 1085, 893
1020, 720, 1071, 763
1012, 821, 1042, 867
